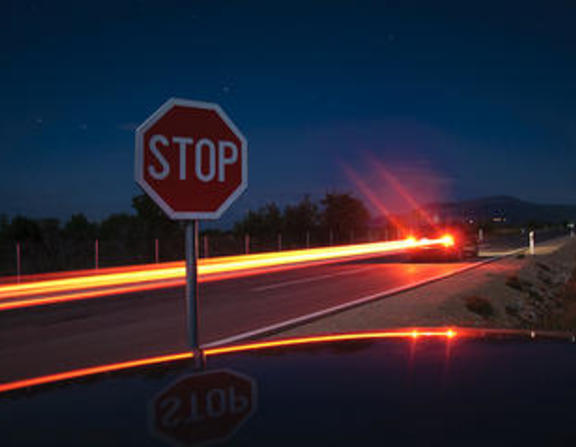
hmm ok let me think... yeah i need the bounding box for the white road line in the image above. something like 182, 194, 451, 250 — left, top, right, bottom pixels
203, 248, 526, 349
252, 267, 375, 292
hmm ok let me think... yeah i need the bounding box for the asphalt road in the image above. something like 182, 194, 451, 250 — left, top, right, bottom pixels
0, 229, 566, 383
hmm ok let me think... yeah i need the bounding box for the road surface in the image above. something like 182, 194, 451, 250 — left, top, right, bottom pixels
0, 230, 565, 383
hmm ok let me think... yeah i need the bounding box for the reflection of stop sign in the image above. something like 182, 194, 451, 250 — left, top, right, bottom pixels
151, 369, 257, 446
135, 98, 247, 219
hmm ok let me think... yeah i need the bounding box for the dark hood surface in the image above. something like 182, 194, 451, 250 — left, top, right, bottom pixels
2, 330, 575, 446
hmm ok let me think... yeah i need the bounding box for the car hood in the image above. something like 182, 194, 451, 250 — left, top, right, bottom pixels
1, 328, 575, 446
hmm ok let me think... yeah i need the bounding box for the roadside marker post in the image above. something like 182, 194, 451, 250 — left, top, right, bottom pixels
135, 98, 247, 356
94, 239, 99, 270
529, 230, 535, 255
16, 242, 21, 283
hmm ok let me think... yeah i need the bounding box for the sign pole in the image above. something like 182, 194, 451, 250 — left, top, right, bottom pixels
135, 98, 247, 370
185, 220, 200, 354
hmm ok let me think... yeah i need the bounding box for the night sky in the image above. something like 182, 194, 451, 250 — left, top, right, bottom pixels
2, 0, 576, 225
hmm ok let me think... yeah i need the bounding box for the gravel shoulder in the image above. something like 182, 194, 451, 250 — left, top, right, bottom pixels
268, 237, 576, 339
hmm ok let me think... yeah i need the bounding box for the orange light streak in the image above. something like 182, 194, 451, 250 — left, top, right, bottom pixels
0, 329, 457, 394
0, 351, 194, 394
343, 165, 408, 235
0, 238, 450, 310
203, 329, 456, 355
0, 279, 186, 311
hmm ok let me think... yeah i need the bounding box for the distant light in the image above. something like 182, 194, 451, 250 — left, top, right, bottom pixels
405, 236, 417, 246
441, 234, 455, 247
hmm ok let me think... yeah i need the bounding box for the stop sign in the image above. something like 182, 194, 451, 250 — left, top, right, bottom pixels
151, 369, 257, 445
135, 98, 247, 219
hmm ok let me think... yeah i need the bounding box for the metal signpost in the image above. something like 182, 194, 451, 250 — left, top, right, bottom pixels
135, 98, 247, 354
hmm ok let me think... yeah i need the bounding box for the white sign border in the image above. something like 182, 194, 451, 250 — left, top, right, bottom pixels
135, 98, 248, 220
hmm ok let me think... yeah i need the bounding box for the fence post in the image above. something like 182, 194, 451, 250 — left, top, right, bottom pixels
244, 234, 250, 255
16, 242, 21, 283
95, 239, 99, 270
155, 238, 159, 263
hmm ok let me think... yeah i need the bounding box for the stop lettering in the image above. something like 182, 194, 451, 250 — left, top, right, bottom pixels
135, 98, 248, 219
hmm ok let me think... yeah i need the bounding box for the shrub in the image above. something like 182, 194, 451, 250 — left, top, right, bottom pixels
465, 296, 495, 319
537, 262, 551, 272
505, 304, 519, 317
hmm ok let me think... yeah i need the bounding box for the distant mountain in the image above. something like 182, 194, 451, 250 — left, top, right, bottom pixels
429, 196, 576, 225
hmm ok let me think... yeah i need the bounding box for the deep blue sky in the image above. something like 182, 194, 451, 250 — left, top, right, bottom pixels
2, 0, 575, 225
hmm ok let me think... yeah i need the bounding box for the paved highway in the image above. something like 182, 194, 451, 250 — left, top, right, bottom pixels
0, 229, 565, 383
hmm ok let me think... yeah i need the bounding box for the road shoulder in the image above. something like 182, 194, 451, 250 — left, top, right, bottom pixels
267, 237, 576, 339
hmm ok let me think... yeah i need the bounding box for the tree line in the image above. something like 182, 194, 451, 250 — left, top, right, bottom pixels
233, 193, 370, 240
0, 192, 371, 275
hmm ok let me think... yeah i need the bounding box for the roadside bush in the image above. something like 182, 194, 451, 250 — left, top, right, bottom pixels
529, 290, 543, 302
505, 304, 519, 317
465, 295, 495, 319
537, 262, 552, 272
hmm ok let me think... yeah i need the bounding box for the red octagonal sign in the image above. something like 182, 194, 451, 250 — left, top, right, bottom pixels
151, 369, 257, 446
135, 98, 247, 219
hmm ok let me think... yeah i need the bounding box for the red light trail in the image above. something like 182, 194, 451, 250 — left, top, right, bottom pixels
0, 238, 451, 311
0, 328, 458, 394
